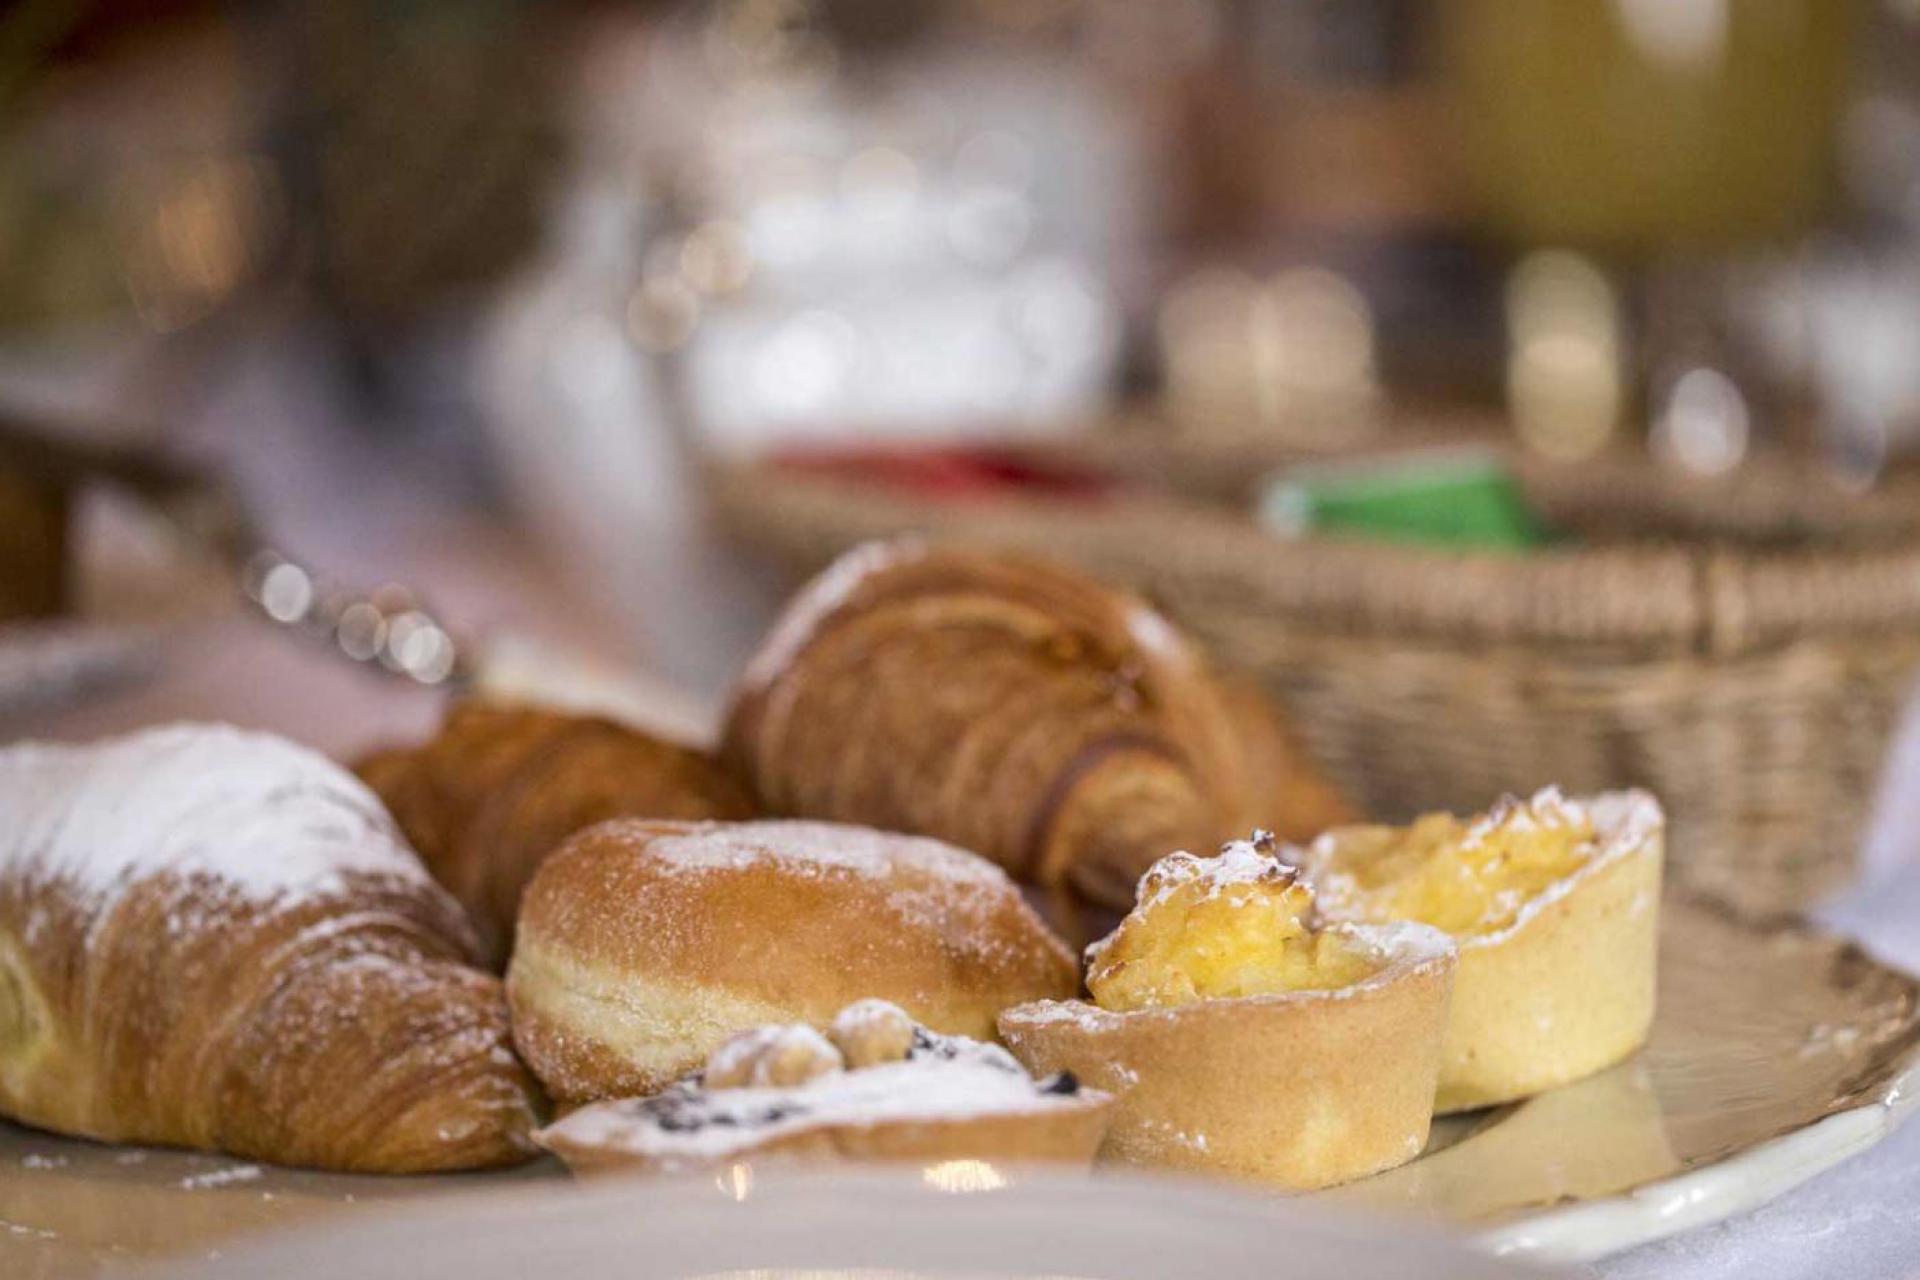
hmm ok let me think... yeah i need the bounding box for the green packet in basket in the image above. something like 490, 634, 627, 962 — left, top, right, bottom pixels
1257, 447, 1548, 551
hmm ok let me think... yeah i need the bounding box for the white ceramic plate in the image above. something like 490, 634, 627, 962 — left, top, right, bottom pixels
1, 897, 1913, 1278
145, 1168, 1559, 1280
1330, 896, 1920, 1260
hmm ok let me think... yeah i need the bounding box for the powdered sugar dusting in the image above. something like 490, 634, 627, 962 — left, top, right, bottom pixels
1085, 833, 1306, 972
0, 724, 433, 904
704, 1023, 840, 1085
179, 1164, 262, 1191
0, 725, 539, 1173
1458, 785, 1602, 852
1468, 789, 1661, 944
646, 820, 1013, 892
1335, 920, 1456, 968
538, 1053, 1098, 1164
1002, 999, 1111, 1030
1122, 603, 1188, 665
1583, 789, 1664, 851
1010, 918, 1453, 1038
733, 539, 924, 701
1133, 833, 1300, 911
1296, 787, 1664, 948
1083, 834, 1452, 983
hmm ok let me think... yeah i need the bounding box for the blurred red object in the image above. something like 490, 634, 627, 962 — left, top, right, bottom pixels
769, 444, 1115, 501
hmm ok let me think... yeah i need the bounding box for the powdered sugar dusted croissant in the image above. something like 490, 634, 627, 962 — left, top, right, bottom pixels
722, 541, 1343, 909
0, 724, 541, 1173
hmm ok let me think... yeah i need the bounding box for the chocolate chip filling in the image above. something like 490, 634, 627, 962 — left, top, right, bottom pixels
634, 1086, 806, 1134
1039, 1070, 1081, 1096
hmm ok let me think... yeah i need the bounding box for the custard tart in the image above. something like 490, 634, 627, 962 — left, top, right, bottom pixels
998, 837, 1455, 1190
1286, 788, 1663, 1112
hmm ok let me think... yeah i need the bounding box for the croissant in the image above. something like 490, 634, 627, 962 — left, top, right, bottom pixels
0, 724, 541, 1173
723, 541, 1348, 910
358, 701, 756, 964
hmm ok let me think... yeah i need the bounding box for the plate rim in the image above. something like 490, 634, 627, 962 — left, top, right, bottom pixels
147, 1164, 1556, 1280
1472, 1038, 1920, 1262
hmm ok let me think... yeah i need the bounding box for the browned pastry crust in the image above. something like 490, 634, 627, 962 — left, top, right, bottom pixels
0, 726, 542, 1174
359, 701, 756, 965
999, 930, 1455, 1190
0, 875, 541, 1173
1292, 789, 1665, 1112
722, 541, 1347, 909
506, 818, 1079, 1104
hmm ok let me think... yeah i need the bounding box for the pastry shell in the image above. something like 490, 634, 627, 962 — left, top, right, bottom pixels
535, 1074, 1113, 1177
997, 923, 1455, 1191
1298, 790, 1664, 1113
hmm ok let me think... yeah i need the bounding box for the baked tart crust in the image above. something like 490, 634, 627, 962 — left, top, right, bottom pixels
999, 837, 1456, 1190
1289, 789, 1664, 1112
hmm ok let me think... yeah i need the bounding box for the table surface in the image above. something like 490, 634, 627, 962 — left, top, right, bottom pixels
3, 327, 1919, 1280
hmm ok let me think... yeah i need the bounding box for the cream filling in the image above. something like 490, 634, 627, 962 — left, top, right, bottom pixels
1299, 788, 1664, 949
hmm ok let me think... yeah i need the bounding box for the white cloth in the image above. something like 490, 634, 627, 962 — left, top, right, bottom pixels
1599, 696, 1920, 1279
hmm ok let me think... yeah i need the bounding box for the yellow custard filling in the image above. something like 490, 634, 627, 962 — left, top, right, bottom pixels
1307, 790, 1597, 937
1087, 836, 1379, 1012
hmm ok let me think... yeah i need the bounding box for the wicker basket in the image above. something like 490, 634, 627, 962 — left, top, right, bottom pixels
709, 443, 1920, 916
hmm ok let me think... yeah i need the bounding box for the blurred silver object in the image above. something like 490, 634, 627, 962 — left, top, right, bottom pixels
0, 621, 159, 719
472, 5, 1140, 694
1504, 250, 1624, 462
0, 413, 475, 721
592, 2, 1131, 452
240, 550, 467, 689
1158, 264, 1384, 446
1651, 365, 1752, 477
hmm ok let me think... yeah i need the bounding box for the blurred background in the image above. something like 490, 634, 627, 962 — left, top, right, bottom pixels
5, 0, 1920, 919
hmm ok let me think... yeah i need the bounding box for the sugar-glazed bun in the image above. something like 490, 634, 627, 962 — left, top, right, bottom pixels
506, 819, 1078, 1103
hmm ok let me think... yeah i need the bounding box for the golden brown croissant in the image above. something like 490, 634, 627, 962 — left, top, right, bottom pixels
722, 541, 1347, 910
358, 701, 756, 964
0, 724, 541, 1173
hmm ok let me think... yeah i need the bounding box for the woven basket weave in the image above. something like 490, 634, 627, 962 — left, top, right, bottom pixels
710, 445, 1920, 916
